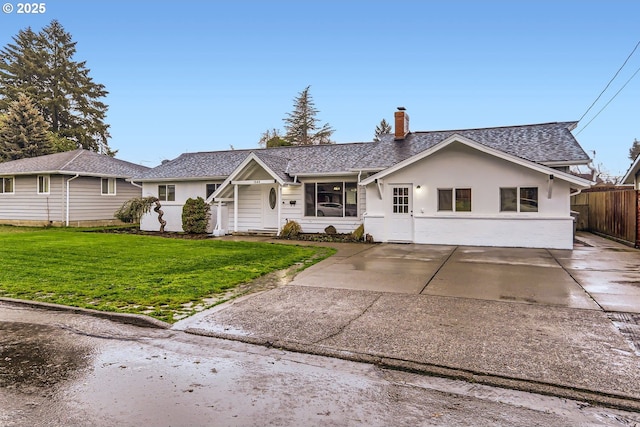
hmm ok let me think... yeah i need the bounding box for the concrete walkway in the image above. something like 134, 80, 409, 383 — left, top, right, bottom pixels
176, 232, 640, 410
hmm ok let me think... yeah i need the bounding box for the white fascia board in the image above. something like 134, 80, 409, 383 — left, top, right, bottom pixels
0, 170, 132, 179
293, 171, 360, 178
622, 156, 640, 185
540, 160, 591, 167
360, 134, 593, 188
135, 176, 227, 183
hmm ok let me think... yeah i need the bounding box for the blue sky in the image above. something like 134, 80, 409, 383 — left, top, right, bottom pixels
1, 0, 639, 178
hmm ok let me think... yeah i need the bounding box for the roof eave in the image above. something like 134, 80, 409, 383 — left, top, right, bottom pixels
134, 176, 228, 183
289, 171, 361, 177
0, 170, 136, 178
541, 160, 591, 167
622, 155, 640, 185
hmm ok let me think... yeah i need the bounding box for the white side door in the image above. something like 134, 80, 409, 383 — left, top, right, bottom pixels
388, 185, 413, 242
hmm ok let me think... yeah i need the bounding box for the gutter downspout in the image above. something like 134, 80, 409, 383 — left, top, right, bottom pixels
66, 174, 80, 226
129, 180, 142, 189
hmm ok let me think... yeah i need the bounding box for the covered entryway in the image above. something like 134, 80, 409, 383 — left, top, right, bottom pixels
207, 152, 292, 235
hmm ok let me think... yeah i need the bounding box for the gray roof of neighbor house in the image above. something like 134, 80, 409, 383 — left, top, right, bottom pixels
134, 121, 589, 181
0, 149, 149, 177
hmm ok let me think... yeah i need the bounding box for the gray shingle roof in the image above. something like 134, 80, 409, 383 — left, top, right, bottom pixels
134, 122, 589, 181
360, 121, 589, 168
136, 150, 250, 180
0, 149, 149, 177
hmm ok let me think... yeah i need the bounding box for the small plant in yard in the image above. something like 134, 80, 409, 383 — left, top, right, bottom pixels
115, 196, 167, 232
280, 220, 302, 238
182, 197, 211, 234
351, 224, 364, 241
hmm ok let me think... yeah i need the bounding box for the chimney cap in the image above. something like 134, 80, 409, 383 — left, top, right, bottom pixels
397, 106, 406, 111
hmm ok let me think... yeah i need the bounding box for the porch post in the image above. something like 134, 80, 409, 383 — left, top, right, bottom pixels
277, 185, 282, 236
234, 184, 239, 232
214, 200, 223, 235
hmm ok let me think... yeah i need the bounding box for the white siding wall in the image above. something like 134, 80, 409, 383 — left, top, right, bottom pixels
140, 181, 222, 232
364, 143, 575, 249
224, 174, 365, 235
226, 185, 263, 231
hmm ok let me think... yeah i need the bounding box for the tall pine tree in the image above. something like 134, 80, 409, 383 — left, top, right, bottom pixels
0, 20, 113, 155
0, 93, 51, 161
373, 118, 392, 141
283, 86, 334, 145
629, 138, 640, 162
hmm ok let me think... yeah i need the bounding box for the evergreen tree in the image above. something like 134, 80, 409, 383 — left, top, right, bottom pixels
0, 20, 113, 155
258, 128, 291, 148
0, 93, 51, 161
373, 118, 392, 141
629, 138, 640, 162
283, 86, 334, 145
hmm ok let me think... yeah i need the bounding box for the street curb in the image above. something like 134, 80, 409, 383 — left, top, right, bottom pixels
0, 297, 171, 329
185, 327, 640, 413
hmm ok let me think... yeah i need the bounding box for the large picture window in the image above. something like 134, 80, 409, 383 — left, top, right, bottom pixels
158, 184, 175, 201
305, 182, 357, 217
500, 187, 538, 212
0, 177, 14, 194
438, 188, 471, 212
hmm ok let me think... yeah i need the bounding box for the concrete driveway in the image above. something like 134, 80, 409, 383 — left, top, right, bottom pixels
291, 232, 640, 313
178, 232, 640, 409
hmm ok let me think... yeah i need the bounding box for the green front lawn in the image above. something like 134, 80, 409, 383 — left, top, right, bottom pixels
0, 226, 334, 323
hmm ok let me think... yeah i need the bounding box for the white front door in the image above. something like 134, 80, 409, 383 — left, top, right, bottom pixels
388, 185, 413, 242
262, 185, 279, 229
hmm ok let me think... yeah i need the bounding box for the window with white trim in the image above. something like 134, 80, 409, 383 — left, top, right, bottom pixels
206, 183, 220, 199
0, 177, 14, 194
101, 178, 116, 195
438, 188, 471, 212
304, 182, 358, 217
158, 184, 175, 201
37, 175, 49, 194
500, 187, 538, 212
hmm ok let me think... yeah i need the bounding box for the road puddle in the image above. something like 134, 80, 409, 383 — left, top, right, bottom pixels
0, 321, 92, 393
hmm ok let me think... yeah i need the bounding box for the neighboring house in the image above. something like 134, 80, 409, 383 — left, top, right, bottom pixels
133, 109, 592, 249
0, 149, 149, 227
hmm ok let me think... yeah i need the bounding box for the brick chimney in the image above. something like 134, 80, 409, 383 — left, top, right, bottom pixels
394, 107, 409, 140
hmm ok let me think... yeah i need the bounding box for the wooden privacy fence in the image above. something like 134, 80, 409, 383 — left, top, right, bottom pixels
571, 188, 640, 247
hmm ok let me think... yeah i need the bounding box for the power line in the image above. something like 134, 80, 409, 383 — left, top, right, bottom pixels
577, 39, 640, 123
576, 63, 640, 135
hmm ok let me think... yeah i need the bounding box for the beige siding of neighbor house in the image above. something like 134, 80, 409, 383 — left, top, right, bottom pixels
0, 174, 65, 225
66, 176, 142, 225
0, 174, 143, 226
